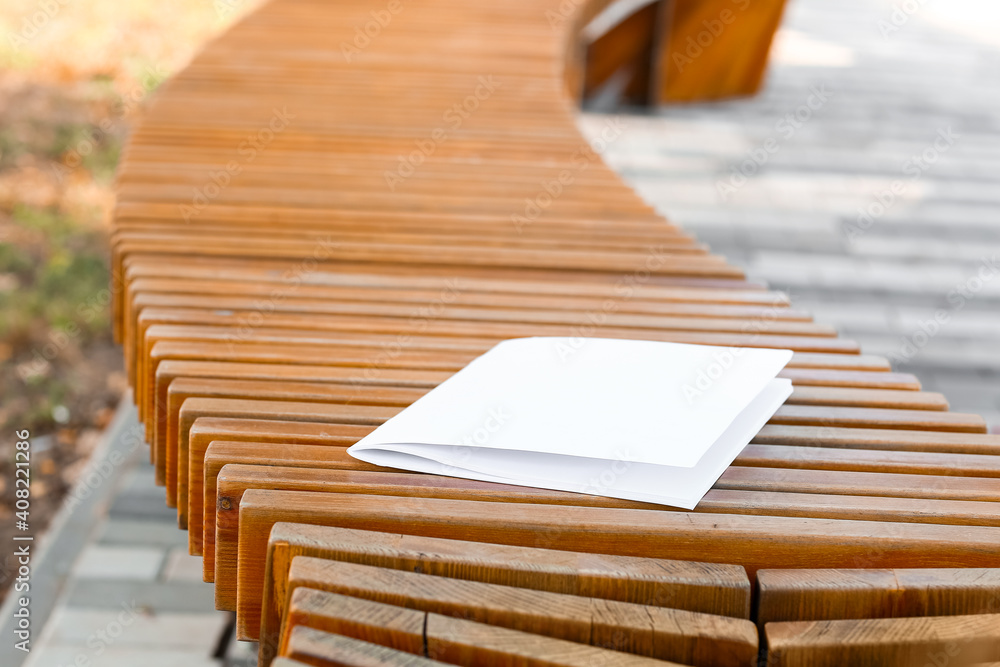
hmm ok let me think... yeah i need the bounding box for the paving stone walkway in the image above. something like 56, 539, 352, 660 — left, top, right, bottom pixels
582, 0, 1000, 430
8, 406, 253, 667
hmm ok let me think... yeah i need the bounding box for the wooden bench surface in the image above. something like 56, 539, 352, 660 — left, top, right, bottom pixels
765, 614, 1000, 667
109, 0, 1000, 663
259, 524, 753, 666
279, 628, 451, 667
756, 567, 1000, 626
284, 588, 685, 666
282, 556, 758, 665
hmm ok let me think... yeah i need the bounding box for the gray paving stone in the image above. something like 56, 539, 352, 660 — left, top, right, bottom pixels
98, 518, 189, 548
24, 647, 220, 667
162, 547, 210, 584
856, 334, 1000, 375
924, 377, 1000, 413
227, 635, 260, 667
35, 607, 228, 651
73, 545, 165, 581
0, 405, 148, 667
64, 580, 218, 614
108, 481, 174, 521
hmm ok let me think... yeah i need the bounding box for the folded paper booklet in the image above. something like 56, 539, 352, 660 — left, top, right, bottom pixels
348, 337, 793, 509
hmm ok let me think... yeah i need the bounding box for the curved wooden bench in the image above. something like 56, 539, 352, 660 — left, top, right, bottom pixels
110, 0, 1000, 664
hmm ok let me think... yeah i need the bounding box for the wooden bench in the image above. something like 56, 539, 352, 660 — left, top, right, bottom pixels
578, 0, 790, 104
110, 0, 1000, 663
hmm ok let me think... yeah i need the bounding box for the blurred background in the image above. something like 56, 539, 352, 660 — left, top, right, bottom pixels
0, 0, 265, 595
582, 0, 1000, 434
0, 0, 998, 622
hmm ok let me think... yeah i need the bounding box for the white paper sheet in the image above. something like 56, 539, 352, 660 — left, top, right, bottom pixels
348, 337, 793, 509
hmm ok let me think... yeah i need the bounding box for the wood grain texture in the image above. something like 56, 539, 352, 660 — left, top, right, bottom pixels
257, 524, 751, 664
278, 556, 757, 667
765, 614, 1000, 667
282, 627, 449, 667
161, 372, 946, 517
757, 568, 1000, 626
213, 463, 1000, 596
187, 419, 1000, 564
235, 489, 1000, 639
189, 424, 1000, 571
201, 445, 380, 564
284, 588, 687, 666
752, 425, 1000, 455
187, 418, 373, 558
214, 464, 674, 587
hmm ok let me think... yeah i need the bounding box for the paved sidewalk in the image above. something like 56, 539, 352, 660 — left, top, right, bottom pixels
10, 405, 254, 667
583, 0, 1000, 430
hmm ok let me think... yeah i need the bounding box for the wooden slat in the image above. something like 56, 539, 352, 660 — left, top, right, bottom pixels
213, 463, 1000, 597
658, 0, 789, 102
757, 568, 1000, 626
214, 465, 669, 589
234, 489, 1000, 637
157, 367, 930, 458
281, 627, 449, 667
283, 588, 687, 666
753, 425, 1000, 456
176, 397, 988, 518
765, 614, 1000, 666
277, 556, 758, 666
188, 420, 373, 558
257, 524, 751, 664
